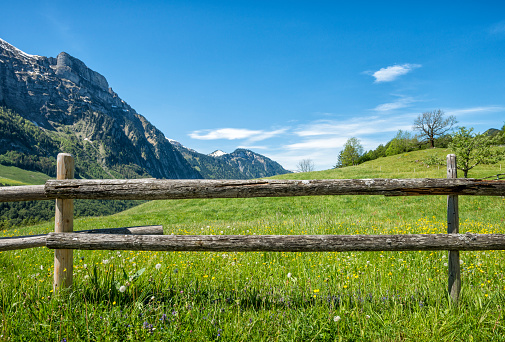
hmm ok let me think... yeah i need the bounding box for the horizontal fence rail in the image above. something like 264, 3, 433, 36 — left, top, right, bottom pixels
0, 184, 45, 202
46, 233, 505, 252
2, 178, 505, 202
0, 226, 163, 251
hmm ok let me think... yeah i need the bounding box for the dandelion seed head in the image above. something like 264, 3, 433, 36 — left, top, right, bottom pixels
334, 316, 341, 322
119, 285, 126, 292
155, 263, 161, 270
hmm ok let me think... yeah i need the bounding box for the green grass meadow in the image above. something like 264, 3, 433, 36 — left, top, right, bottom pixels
0, 164, 50, 186
0, 148, 504, 341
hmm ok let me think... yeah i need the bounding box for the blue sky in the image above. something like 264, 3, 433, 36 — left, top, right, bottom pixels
2, 1, 504, 170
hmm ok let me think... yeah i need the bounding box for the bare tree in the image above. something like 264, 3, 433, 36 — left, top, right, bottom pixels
297, 159, 315, 173
413, 109, 457, 148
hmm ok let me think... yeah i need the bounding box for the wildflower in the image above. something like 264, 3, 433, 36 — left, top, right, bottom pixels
119, 286, 126, 293
102, 259, 109, 264
155, 263, 161, 270
287, 273, 292, 278
313, 289, 320, 293
40, 265, 44, 270
365, 315, 370, 319
333, 316, 341, 322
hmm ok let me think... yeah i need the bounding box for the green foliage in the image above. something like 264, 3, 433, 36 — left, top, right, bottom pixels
385, 130, 419, 156
449, 127, 503, 178
0, 200, 146, 229
0, 106, 155, 180
336, 137, 363, 168
423, 154, 445, 167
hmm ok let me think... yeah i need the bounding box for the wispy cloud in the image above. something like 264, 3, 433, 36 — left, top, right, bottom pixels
371, 64, 421, 83
295, 116, 412, 137
445, 106, 505, 116
373, 97, 416, 112
283, 137, 349, 150
189, 128, 287, 142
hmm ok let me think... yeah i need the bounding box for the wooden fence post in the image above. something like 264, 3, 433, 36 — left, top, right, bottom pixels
53, 153, 74, 292
447, 154, 460, 304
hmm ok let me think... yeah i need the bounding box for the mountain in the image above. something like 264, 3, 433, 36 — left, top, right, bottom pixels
170, 139, 291, 179
0, 38, 201, 179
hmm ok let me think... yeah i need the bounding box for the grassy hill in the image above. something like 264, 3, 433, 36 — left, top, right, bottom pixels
271, 147, 505, 180
1, 148, 504, 340
0, 164, 50, 186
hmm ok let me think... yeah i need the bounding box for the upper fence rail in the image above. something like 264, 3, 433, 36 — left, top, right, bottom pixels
1, 178, 505, 202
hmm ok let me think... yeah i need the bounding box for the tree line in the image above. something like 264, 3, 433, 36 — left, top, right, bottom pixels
335, 109, 505, 178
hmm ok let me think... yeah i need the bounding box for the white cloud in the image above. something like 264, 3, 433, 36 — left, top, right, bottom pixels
189, 128, 287, 141
295, 117, 412, 137
373, 97, 416, 112
372, 64, 421, 83
283, 137, 349, 151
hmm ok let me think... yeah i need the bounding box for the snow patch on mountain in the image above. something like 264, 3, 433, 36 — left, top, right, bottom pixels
0, 38, 41, 60
209, 150, 228, 157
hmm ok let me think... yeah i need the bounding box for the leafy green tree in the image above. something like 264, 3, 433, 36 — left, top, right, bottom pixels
385, 130, 418, 156
336, 137, 363, 168
449, 127, 502, 178
413, 109, 457, 148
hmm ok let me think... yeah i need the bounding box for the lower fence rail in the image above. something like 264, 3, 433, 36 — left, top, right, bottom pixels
0, 226, 163, 251
46, 232, 505, 252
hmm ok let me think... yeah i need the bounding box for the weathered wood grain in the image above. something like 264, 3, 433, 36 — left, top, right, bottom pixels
46, 233, 505, 252
3, 178, 505, 203
0, 234, 47, 251
447, 154, 461, 304
0, 185, 47, 202
0, 226, 164, 251
54, 153, 74, 291
44, 178, 505, 200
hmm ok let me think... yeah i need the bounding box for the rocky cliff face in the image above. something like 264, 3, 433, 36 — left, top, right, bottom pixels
0, 38, 201, 179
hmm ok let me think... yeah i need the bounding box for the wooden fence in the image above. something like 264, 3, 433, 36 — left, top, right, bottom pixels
1, 153, 505, 304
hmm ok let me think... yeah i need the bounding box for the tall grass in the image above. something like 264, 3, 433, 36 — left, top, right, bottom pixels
0, 149, 504, 341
